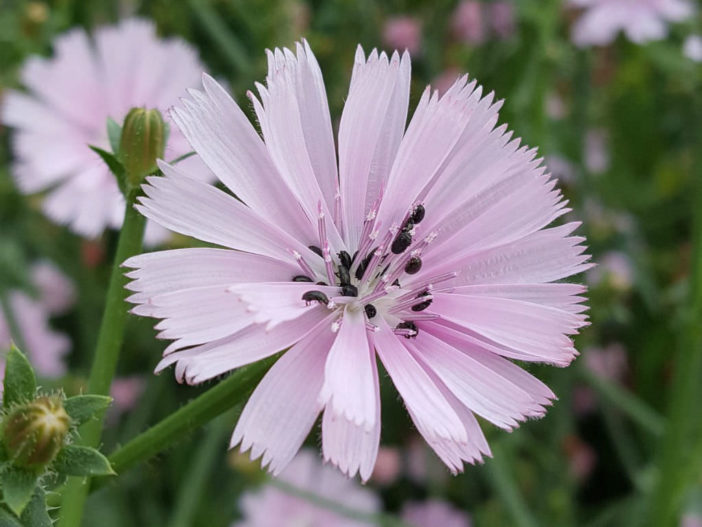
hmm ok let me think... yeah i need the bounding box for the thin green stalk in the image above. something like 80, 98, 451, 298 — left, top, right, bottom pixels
0, 293, 26, 353
647, 97, 702, 525
484, 442, 540, 527
58, 189, 146, 527
579, 367, 665, 437
99, 359, 272, 484
168, 418, 228, 527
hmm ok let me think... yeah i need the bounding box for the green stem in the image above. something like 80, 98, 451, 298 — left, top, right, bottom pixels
58, 189, 145, 527
579, 367, 665, 437
484, 442, 540, 527
168, 418, 228, 527
0, 292, 26, 354
647, 97, 702, 525
98, 359, 272, 485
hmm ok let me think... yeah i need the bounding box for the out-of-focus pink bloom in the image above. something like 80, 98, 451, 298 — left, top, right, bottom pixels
401, 500, 471, 527
406, 438, 450, 485
584, 343, 628, 381
453, 1, 485, 44
126, 41, 590, 481
572, 385, 597, 415
110, 375, 146, 413
1, 18, 210, 245
383, 16, 422, 55
681, 513, 702, 527
587, 251, 634, 291
563, 435, 596, 483
584, 129, 610, 174
371, 446, 401, 485
569, 0, 693, 47
489, 2, 516, 39
0, 262, 74, 379
234, 450, 380, 527
31, 261, 75, 314
683, 35, 702, 62
546, 155, 577, 186
433, 68, 462, 96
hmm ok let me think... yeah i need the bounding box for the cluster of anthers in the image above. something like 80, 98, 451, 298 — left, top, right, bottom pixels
294, 201, 450, 339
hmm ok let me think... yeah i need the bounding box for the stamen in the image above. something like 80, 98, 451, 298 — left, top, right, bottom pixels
318, 204, 336, 284
363, 228, 395, 283
401, 313, 440, 321
359, 284, 398, 305
334, 191, 343, 230
403, 271, 457, 296
291, 249, 316, 278
389, 294, 434, 313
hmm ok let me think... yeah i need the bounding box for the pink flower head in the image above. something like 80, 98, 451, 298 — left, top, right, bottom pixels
0, 262, 74, 380
125, 41, 590, 480
110, 375, 147, 413
489, 2, 516, 40
453, 1, 486, 44
234, 450, 380, 526
383, 16, 423, 55
1, 18, 210, 244
401, 500, 471, 527
569, 0, 693, 47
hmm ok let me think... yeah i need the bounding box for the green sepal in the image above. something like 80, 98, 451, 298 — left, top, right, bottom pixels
63, 395, 112, 426
2, 347, 36, 408
89, 145, 127, 196
106, 117, 122, 154
0, 507, 23, 527
0, 467, 39, 517
52, 445, 115, 477
18, 487, 51, 527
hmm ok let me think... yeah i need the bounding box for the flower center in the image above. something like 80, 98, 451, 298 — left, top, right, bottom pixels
295, 203, 455, 338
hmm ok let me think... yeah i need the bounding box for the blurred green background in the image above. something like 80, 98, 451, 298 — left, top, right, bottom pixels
1, 0, 701, 525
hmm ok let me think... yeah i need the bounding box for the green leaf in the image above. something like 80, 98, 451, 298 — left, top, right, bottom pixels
63, 395, 112, 426
89, 145, 127, 196
0, 507, 22, 527
106, 117, 122, 154
19, 488, 51, 527
2, 347, 36, 408
52, 446, 115, 477
0, 467, 38, 517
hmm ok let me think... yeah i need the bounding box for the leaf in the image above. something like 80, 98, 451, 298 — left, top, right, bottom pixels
52, 446, 115, 477
0, 507, 22, 527
0, 467, 38, 517
19, 488, 51, 527
106, 117, 122, 154
89, 145, 127, 196
2, 347, 36, 408
63, 395, 112, 426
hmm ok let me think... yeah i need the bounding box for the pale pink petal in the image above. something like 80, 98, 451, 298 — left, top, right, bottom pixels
320, 308, 377, 428
231, 325, 336, 475
30, 261, 75, 315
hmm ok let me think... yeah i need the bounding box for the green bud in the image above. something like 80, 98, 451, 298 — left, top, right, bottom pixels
119, 107, 166, 186
3, 396, 70, 469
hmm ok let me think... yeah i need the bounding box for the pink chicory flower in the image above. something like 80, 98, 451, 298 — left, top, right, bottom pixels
0, 262, 74, 380
401, 500, 471, 527
569, 0, 693, 47
383, 16, 423, 55
489, 2, 516, 39
1, 18, 210, 244
233, 450, 380, 527
125, 41, 590, 480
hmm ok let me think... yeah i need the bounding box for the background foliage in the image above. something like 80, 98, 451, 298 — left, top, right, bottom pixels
1, 0, 701, 525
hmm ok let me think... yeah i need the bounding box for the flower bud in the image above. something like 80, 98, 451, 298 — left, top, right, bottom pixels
3, 395, 70, 469
119, 107, 166, 186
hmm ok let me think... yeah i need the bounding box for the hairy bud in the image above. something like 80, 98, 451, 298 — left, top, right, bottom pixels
119, 107, 166, 186
3, 395, 70, 469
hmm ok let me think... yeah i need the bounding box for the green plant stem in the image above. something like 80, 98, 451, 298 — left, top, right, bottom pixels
484, 442, 540, 527
579, 367, 665, 437
168, 418, 228, 527
0, 293, 26, 353
58, 189, 145, 527
647, 97, 702, 526
95, 359, 272, 488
